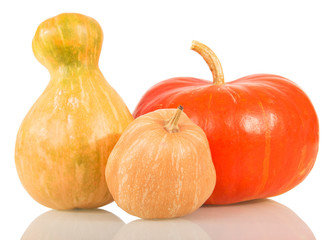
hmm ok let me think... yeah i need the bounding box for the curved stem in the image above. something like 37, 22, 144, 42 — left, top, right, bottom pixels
191, 40, 225, 85
164, 106, 184, 133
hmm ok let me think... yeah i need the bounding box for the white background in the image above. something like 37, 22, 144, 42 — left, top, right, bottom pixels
1, 0, 335, 239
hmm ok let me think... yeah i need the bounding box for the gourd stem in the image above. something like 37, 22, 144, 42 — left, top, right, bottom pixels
191, 40, 225, 85
164, 106, 184, 133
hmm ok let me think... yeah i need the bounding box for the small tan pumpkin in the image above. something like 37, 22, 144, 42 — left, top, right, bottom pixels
105, 106, 216, 219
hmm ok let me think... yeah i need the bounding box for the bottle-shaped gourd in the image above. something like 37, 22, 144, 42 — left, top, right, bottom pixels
15, 13, 133, 209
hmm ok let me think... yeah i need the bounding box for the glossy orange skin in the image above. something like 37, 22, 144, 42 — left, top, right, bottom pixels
134, 74, 319, 204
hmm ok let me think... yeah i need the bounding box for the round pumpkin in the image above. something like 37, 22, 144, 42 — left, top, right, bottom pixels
15, 13, 133, 209
105, 107, 216, 219
133, 41, 319, 205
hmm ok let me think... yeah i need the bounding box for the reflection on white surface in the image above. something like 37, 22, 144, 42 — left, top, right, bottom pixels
115, 199, 315, 240
22, 209, 124, 240
184, 199, 315, 240
21, 199, 315, 240
113, 218, 211, 240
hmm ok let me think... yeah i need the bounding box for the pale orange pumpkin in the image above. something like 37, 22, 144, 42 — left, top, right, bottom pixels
105, 106, 216, 219
15, 13, 133, 209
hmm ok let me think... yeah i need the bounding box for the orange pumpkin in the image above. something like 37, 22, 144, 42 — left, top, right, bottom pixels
15, 13, 133, 209
105, 106, 216, 219
133, 41, 319, 205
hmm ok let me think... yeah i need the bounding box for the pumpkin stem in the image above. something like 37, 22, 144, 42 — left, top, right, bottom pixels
164, 106, 184, 133
191, 40, 225, 85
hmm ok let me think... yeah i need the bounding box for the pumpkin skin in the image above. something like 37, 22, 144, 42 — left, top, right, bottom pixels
133, 41, 319, 205
15, 13, 133, 209
105, 107, 216, 219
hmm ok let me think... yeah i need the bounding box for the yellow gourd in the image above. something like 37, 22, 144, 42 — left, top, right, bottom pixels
15, 13, 133, 209
105, 106, 216, 219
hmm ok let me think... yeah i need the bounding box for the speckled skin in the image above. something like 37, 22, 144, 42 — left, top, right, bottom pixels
15, 13, 133, 209
106, 109, 216, 219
